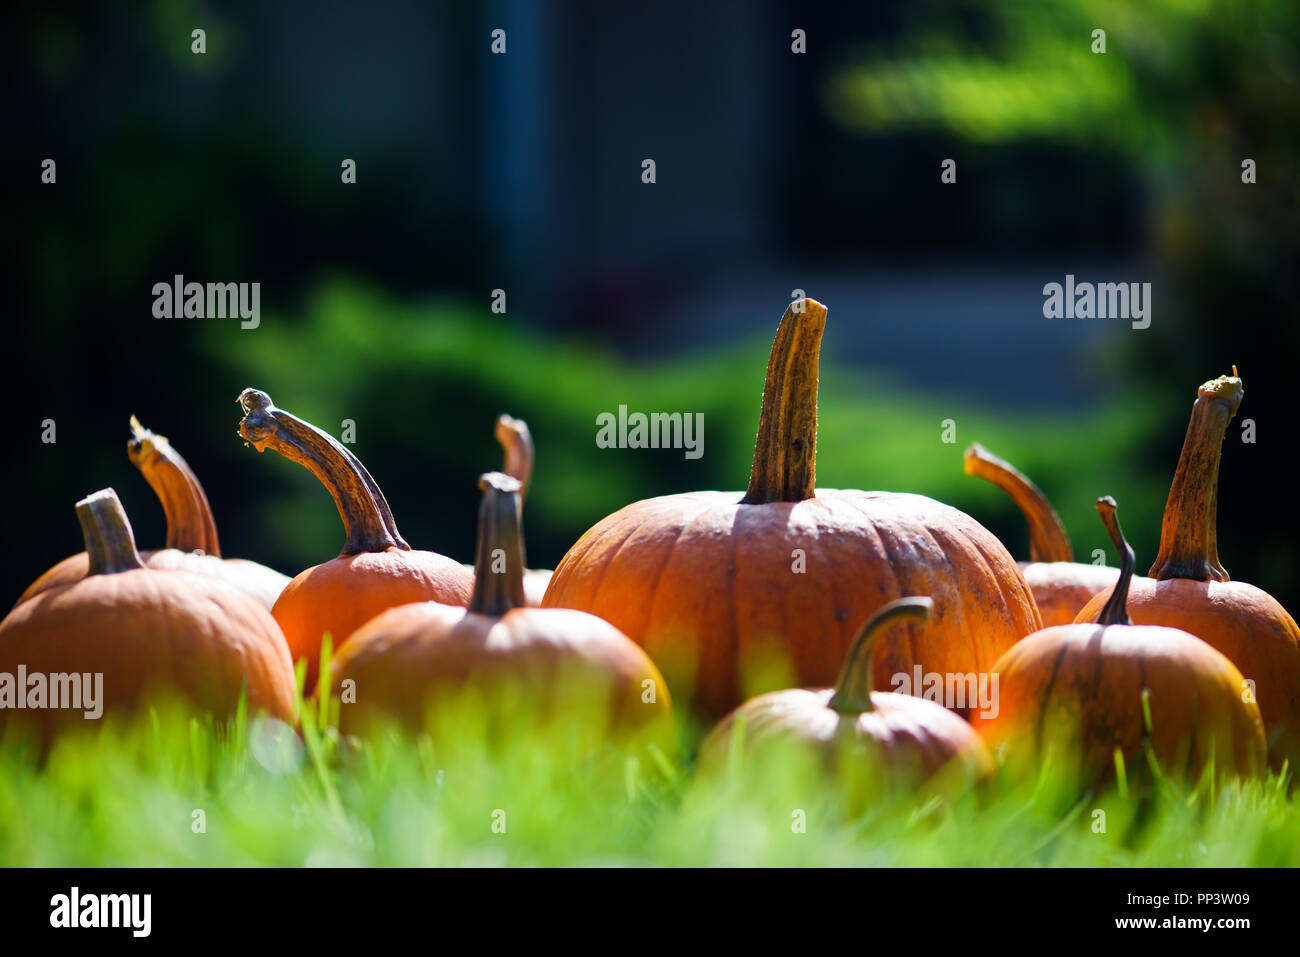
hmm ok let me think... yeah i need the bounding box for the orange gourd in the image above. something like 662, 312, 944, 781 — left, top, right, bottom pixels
700, 597, 992, 789
324, 472, 672, 748
977, 497, 1266, 785
237, 389, 472, 689
1075, 372, 1300, 771
964, 443, 1117, 626
542, 299, 1040, 717
15, 417, 290, 610
0, 489, 296, 739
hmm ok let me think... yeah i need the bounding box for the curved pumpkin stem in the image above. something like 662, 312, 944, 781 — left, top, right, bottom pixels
1148, 372, 1243, 582
829, 596, 932, 715
1094, 496, 1133, 627
742, 298, 827, 505
237, 389, 409, 555
469, 472, 526, 616
963, 443, 1072, 563
77, 488, 146, 576
127, 416, 222, 556
496, 414, 534, 504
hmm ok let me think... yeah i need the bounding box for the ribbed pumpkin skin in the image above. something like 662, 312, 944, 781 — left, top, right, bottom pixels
543, 489, 1041, 718
976, 622, 1266, 783
17, 550, 135, 606
702, 686, 991, 781
0, 569, 297, 737
16, 549, 289, 611
327, 602, 671, 740
1021, 561, 1119, 628
272, 548, 473, 689
1075, 578, 1300, 770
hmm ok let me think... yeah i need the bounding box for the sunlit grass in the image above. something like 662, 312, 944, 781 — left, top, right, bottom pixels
1, 684, 1295, 867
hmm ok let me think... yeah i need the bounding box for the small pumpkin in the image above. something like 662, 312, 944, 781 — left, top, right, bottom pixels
460, 415, 552, 606
699, 596, 992, 789
542, 299, 1040, 717
323, 472, 672, 747
964, 442, 1117, 627
16, 417, 290, 610
1074, 371, 1300, 772
237, 389, 473, 689
0, 489, 296, 738
976, 496, 1266, 785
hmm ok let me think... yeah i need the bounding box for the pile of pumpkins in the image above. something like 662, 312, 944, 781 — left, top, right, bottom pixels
3, 298, 1297, 794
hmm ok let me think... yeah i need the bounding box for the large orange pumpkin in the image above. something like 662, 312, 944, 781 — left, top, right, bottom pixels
964, 442, 1117, 627
15, 417, 290, 610
700, 596, 992, 791
324, 472, 672, 750
1075, 372, 1300, 772
542, 299, 1040, 717
976, 497, 1266, 785
0, 489, 297, 739
237, 389, 473, 689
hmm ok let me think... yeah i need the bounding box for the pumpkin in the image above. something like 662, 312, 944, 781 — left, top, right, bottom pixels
237, 388, 473, 690
542, 298, 1040, 718
963, 442, 1117, 627
0, 489, 296, 739
15, 417, 290, 610
699, 596, 992, 790
976, 496, 1266, 785
459, 414, 553, 606
1074, 371, 1300, 772
323, 472, 672, 748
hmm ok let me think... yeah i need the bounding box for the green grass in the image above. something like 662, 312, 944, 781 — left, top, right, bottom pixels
2, 683, 1296, 867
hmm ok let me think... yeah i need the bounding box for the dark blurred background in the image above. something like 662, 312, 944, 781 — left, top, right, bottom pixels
9, 1, 1299, 611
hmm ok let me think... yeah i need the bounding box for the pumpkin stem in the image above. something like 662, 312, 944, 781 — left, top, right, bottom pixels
742, 298, 827, 505
1148, 373, 1243, 582
469, 472, 527, 615
496, 414, 534, 505
77, 488, 146, 576
829, 596, 932, 715
963, 443, 1072, 563
236, 389, 409, 555
127, 416, 222, 556
1095, 496, 1133, 627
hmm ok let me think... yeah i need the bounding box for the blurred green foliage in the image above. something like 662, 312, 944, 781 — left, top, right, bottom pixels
828, 0, 1298, 163
820, 0, 1300, 605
